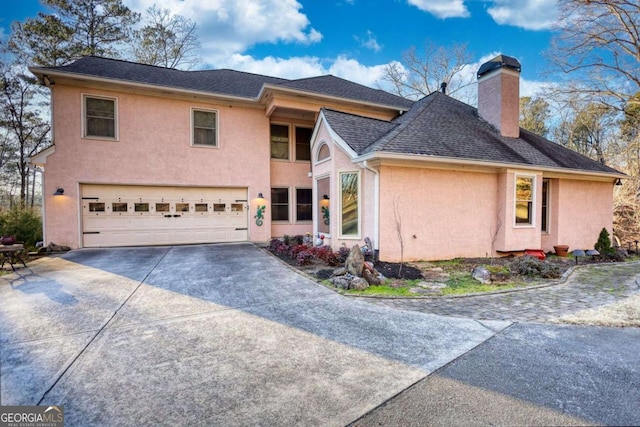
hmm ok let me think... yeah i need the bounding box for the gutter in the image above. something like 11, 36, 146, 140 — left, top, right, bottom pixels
359, 160, 380, 252
353, 151, 627, 181
28, 67, 257, 104
258, 83, 412, 113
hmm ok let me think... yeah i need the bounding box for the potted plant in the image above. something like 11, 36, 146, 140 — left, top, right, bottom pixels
553, 245, 569, 257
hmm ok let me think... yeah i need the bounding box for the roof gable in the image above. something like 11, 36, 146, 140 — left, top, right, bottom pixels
323, 91, 622, 176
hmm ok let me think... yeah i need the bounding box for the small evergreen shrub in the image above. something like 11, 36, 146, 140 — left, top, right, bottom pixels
594, 227, 616, 256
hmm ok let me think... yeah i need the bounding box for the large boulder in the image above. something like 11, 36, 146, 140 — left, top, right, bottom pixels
363, 268, 381, 286
349, 277, 369, 291
345, 244, 365, 277
472, 266, 491, 284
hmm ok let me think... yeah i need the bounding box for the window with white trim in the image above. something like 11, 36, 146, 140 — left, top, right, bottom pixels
515, 175, 534, 225
295, 127, 312, 161
192, 109, 218, 147
271, 187, 289, 221
316, 143, 330, 163
340, 172, 359, 236
270, 124, 289, 159
541, 179, 550, 232
296, 188, 312, 221
84, 95, 116, 138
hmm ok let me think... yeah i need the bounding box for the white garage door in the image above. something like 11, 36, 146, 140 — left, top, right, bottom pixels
81, 185, 248, 247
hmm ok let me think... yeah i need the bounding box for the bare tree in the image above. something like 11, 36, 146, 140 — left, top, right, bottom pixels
132, 5, 201, 70
0, 67, 50, 206
549, 0, 639, 111
379, 41, 476, 103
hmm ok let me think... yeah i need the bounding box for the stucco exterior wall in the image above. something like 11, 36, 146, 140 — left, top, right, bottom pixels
378, 166, 499, 262
554, 179, 613, 251
43, 84, 272, 248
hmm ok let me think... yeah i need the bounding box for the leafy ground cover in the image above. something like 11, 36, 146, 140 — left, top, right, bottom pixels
266, 236, 582, 296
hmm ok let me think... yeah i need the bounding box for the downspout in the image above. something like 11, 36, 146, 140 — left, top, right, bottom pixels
360, 160, 379, 255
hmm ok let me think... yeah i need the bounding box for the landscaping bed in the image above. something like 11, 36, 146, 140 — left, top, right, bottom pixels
266, 236, 631, 297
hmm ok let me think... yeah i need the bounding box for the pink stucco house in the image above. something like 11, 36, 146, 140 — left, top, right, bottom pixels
30, 55, 624, 261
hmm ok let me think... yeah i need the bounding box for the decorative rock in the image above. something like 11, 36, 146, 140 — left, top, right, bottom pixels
349, 277, 369, 291
363, 268, 381, 286
363, 261, 375, 272
47, 242, 72, 252
345, 244, 365, 277
332, 267, 347, 277
331, 277, 351, 290
472, 266, 491, 284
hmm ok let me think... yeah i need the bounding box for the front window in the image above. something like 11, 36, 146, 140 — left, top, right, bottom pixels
515, 175, 534, 225
192, 109, 218, 146
295, 127, 312, 161
84, 95, 116, 138
271, 187, 289, 221
541, 179, 550, 232
340, 172, 359, 236
270, 124, 289, 160
296, 188, 312, 221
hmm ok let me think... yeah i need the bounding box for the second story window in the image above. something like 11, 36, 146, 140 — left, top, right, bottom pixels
270, 124, 289, 160
192, 109, 218, 147
84, 95, 116, 139
295, 127, 312, 161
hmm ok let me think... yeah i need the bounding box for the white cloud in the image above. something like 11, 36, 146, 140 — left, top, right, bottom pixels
406, 0, 470, 19
329, 56, 391, 87
216, 53, 400, 91
124, 0, 322, 63
355, 31, 382, 52
221, 54, 326, 79
487, 0, 559, 30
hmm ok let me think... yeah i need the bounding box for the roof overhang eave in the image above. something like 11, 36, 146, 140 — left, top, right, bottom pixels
28, 67, 257, 103
258, 84, 411, 113
353, 151, 628, 180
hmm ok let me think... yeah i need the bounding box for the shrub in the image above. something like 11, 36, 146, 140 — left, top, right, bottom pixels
289, 244, 309, 260
594, 227, 615, 256
336, 246, 350, 264
0, 207, 42, 250
296, 250, 315, 266
292, 235, 305, 245
510, 255, 561, 279
269, 238, 284, 252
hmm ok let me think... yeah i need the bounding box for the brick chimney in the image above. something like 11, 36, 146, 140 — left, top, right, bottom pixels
477, 55, 521, 138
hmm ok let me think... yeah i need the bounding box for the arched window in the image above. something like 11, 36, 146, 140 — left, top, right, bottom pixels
317, 143, 330, 162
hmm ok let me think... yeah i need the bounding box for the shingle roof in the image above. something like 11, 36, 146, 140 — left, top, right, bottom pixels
323, 92, 621, 175
278, 75, 413, 109
35, 56, 411, 109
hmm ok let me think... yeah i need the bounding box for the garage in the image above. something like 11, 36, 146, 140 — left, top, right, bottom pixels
81, 185, 248, 247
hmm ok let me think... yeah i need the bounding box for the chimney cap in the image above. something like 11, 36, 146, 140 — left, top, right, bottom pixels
477, 55, 521, 78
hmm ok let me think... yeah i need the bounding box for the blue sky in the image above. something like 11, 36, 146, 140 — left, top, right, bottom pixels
1, 0, 560, 96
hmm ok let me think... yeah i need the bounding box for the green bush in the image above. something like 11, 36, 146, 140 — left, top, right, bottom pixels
594, 227, 615, 256
0, 207, 43, 249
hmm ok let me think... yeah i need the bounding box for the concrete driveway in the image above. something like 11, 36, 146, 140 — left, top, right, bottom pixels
0, 243, 506, 426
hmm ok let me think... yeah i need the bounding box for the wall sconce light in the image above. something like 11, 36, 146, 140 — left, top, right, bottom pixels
323, 194, 329, 200
615, 179, 623, 186
53, 188, 64, 196
255, 192, 266, 226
